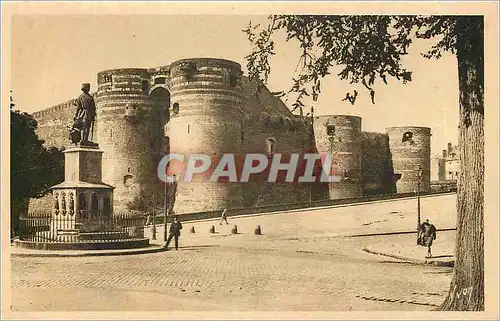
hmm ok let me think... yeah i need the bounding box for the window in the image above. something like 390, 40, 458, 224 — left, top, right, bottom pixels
142, 80, 150, 94
402, 131, 414, 144
165, 136, 170, 154
187, 124, 190, 134
326, 124, 335, 136
266, 138, 276, 155
124, 175, 133, 187
229, 74, 238, 87
154, 77, 166, 85
172, 103, 179, 115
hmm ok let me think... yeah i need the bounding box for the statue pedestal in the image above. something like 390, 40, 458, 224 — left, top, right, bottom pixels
50, 144, 115, 239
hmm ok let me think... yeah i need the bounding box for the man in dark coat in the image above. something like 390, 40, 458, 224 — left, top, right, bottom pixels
72, 83, 96, 144
418, 219, 437, 258
165, 216, 183, 250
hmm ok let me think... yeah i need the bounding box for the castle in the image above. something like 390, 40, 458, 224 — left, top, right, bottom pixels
30, 57, 432, 214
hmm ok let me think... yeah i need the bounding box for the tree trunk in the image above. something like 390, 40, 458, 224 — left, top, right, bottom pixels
440, 16, 484, 311
11, 198, 30, 237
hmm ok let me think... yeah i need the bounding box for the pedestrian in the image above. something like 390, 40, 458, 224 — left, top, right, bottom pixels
220, 208, 228, 225
165, 216, 183, 250
145, 213, 152, 226
418, 219, 437, 258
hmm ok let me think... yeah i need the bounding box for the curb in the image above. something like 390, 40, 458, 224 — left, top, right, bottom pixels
10, 245, 169, 258
348, 227, 456, 238
362, 247, 454, 267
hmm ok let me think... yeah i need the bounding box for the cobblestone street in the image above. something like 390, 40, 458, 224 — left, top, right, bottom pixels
10, 195, 456, 311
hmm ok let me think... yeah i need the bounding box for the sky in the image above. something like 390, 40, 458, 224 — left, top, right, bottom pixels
11, 14, 459, 157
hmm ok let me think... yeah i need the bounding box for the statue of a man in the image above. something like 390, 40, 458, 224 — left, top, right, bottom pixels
71, 83, 96, 144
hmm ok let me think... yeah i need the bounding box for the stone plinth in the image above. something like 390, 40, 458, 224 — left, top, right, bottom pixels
51, 144, 115, 239
19, 142, 149, 250
63, 144, 104, 184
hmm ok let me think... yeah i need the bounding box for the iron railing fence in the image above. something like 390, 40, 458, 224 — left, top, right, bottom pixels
19, 213, 146, 243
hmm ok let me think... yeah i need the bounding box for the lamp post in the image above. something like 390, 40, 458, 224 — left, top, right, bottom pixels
416, 166, 423, 236
151, 196, 156, 240
164, 140, 169, 243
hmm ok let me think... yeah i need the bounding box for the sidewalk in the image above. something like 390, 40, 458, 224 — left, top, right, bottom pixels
362, 230, 455, 267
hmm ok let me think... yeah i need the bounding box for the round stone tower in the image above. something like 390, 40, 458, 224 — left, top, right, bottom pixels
166, 58, 245, 214
386, 126, 431, 193
313, 115, 363, 199
95, 68, 166, 211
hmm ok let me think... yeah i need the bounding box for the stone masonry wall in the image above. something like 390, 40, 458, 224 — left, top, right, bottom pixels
96, 68, 166, 211
386, 126, 431, 193
360, 131, 394, 195
313, 115, 363, 199
32, 100, 77, 149
30, 57, 433, 215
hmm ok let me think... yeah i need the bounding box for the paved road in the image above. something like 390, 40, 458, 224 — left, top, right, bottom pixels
10, 194, 456, 311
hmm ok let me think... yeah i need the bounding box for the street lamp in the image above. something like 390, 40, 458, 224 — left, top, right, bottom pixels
163, 140, 169, 243
416, 166, 423, 238
164, 178, 171, 243
151, 195, 157, 240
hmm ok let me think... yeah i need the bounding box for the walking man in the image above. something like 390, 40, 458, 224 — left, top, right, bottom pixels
418, 219, 437, 258
220, 208, 228, 225
145, 213, 152, 226
165, 216, 183, 250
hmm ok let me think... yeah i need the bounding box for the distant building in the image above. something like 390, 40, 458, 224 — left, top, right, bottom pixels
430, 142, 459, 192
439, 142, 460, 181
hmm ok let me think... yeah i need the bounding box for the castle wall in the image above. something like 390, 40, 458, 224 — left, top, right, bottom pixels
360, 131, 394, 195
32, 100, 76, 149
239, 77, 317, 207
166, 58, 245, 214
95, 68, 166, 211
29, 57, 435, 215
313, 115, 363, 199
386, 126, 431, 193
430, 156, 443, 181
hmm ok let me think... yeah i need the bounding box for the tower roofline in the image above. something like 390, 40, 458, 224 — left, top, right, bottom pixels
386, 125, 431, 130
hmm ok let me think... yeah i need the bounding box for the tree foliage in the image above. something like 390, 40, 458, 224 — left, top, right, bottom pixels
244, 15, 484, 311
10, 99, 64, 203
244, 16, 462, 112
10, 94, 64, 236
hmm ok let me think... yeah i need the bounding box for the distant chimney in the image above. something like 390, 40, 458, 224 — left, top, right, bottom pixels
442, 150, 448, 158
447, 142, 452, 154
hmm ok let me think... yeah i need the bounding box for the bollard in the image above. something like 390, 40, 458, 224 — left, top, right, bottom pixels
190, 226, 195, 233
231, 225, 238, 234
209, 225, 215, 233
254, 225, 262, 235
